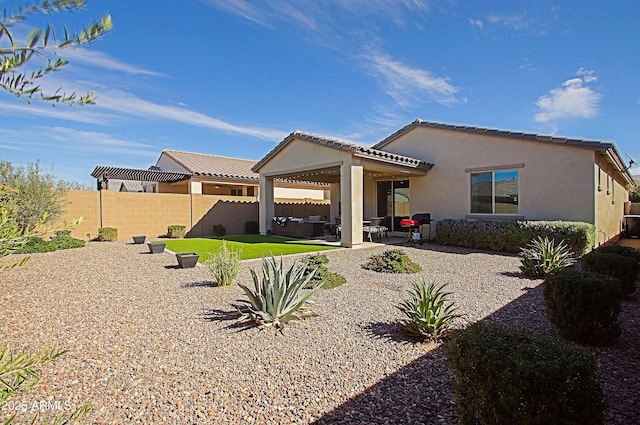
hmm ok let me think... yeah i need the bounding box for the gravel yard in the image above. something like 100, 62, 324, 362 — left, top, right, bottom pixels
1, 241, 638, 424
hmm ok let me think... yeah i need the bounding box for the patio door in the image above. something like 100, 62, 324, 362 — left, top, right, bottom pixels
376, 180, 409, 232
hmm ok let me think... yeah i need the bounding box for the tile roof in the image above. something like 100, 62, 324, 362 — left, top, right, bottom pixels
252, 130, 433, 172
161, 150, 259, 180
373, 119, 617, 151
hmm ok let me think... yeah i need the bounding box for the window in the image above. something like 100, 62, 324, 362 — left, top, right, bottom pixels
470, 170, 519, 214
247, 186, 255, 196
230, 188, 243, 196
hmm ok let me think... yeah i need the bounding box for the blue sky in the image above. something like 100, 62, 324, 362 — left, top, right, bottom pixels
1, 0, 639, 186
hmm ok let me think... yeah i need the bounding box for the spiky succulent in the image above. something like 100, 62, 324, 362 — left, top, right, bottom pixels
237, 255, 322, 330
397, 278, 462, 341
520, 236, 574, 278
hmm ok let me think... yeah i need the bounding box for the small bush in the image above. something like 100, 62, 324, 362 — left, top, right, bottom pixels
543, 267, 621, 345
435, 219, 594, 255
245, 220, 259, 234
596, 244, 640, 262
445, 321, 607, 425
519, 236, 574, 278
581, 251, 638, 296
396, 278, 462, 341
301, 254, 346, 289
167, 225, 186, 238
96, 227, 117, 241
14, 236, 57, 253
204, 240, 241, 286
362, 249, 421, 274
50, 232, 85, 250
213, 224, 226, 237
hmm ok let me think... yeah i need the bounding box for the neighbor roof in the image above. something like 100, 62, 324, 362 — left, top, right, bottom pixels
161, 149, 258, 181
90, 166, 189, 183
373, 119, 635, 186
252, 130, 433, 172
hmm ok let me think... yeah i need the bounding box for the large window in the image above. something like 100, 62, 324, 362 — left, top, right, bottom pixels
470, 170, 519, 214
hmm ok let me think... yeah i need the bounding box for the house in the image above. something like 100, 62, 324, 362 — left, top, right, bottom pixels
252, 120, 636, 248
91, 149, 329, 201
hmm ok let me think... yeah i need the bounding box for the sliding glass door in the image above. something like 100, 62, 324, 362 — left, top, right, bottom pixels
376, 180, 409, 232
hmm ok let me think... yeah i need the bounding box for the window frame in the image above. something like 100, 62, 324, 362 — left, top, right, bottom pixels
467, 165, 522, 216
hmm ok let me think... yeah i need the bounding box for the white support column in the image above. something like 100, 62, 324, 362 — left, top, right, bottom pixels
189, 180, 202, 194
340, 162, 363, 248
259, 175, 275, 235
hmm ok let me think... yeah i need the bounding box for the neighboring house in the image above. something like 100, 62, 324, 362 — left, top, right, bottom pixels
91, 149, 329, 201
253, 120, 636, 248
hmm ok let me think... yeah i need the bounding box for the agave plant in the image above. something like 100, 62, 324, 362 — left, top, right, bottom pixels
520, 236, 574, 278
237, 255, 323, 330
396, 278, 462, 341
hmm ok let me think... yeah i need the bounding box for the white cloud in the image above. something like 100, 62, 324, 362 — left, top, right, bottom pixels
92, 89, 288, 141
62, 49, 164, 76
198, 0, 430, 32
0, 127, 158, 158
487, 13, 528, 30
364, 52, 461, 107
2, 75, 289, 142
534, 69, 602, 123
468, 18, 483, 29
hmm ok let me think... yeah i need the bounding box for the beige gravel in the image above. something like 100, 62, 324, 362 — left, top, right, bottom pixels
0, 241, 638, 424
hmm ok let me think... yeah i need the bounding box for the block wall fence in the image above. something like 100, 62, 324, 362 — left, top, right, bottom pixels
58, 190, 330, 241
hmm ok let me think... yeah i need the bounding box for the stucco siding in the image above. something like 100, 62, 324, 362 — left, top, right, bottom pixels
258, 138, 351, 176
156, 153, 190, 173
381, 127, 596, 235
594, 155, 628, 245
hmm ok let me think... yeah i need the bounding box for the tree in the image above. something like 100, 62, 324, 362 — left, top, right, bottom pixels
0, 160, 69, 234
630, 184, 640, 203
0, 0, 112, 104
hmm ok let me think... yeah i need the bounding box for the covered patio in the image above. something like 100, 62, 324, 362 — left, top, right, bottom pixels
252, 131, 432, 248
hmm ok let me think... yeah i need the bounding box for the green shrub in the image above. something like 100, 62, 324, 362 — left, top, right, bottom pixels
213, 224, 226, 237
435, 219, 594, 255
301, 254, 346, 289
237, 255, 322, 330
396, 278, 462, 341
245, 220, 259, 234
362, 249, 421, 274
445, 322, 606, 425
50, 232, 85, 250
519, 236, 574, 278
14, 236, 57, 253
96, 227, 117, 241
167, 225, 186, 238
543, 268, 621, 345
581, 251, 638, 296
204, 240, 242, 286
596, 244, 640, 262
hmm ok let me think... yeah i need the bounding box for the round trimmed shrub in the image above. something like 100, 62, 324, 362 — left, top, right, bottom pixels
543, 267, 621, 345
445, 322, 606, 425
581, 251, 638, 296
595, 244, 640, 262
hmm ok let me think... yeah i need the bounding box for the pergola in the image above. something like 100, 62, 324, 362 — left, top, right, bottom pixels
90, 166, 190, 190
252, 131, 432, 248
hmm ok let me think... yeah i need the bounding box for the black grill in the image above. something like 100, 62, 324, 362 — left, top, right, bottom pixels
411, 213, 431, 225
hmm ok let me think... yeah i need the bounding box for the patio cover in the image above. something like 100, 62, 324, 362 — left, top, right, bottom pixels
252, 131, 432, 247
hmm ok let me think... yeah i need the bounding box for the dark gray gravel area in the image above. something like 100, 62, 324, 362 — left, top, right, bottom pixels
1, 241, 638, 424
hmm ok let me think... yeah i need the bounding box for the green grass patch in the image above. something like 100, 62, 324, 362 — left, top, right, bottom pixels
159, 235, 337, 261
